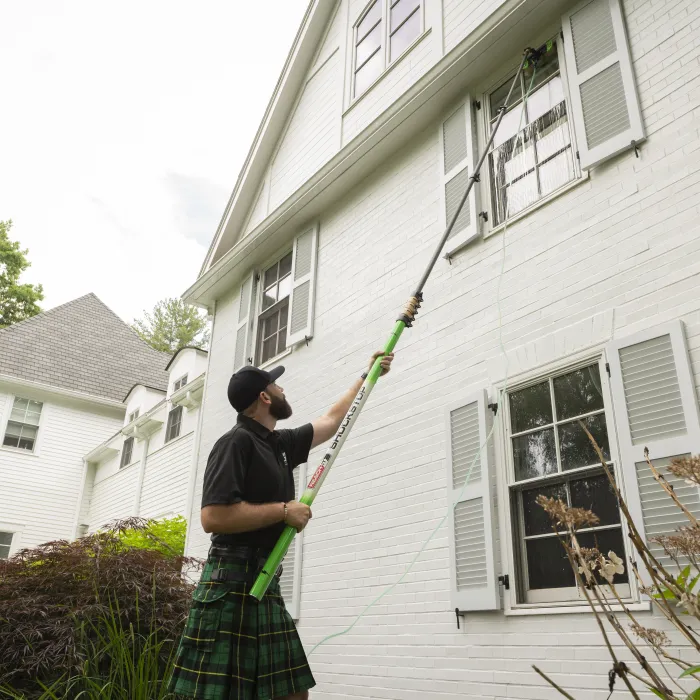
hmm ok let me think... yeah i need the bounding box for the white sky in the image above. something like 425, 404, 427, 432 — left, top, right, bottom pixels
0, 0, 309, 322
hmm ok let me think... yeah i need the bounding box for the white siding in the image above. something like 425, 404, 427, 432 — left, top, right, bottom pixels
189, 0, 700, 697
140, 432, 193, 518
89, 463, 139, 531
443, 0, 508, 54
269, 52, 341, 210
243, 178, 269, 237
0, 393, 122, 549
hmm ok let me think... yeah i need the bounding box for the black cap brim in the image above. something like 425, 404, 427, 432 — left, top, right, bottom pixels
267, 366, 285, 383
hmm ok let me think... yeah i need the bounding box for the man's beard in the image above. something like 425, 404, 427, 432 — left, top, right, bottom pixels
269, 393, 293, 420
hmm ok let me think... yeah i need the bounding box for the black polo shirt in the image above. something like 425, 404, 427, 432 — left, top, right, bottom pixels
201, 414, 314, 550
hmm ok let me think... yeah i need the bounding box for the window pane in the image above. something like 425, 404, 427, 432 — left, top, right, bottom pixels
526, 76, 565, 124
278, 275, 292, 301
577, 528, 629, 584
492, 107, 525, 149
509, 381, 553, 433
535, 102, 570, 162
522, 482, 567, 536
3, 434, 19, 448
356, 24, 381, 67
13, 398, 28, 411
262, 336, 277, 364
539, 148, 575, 198
264, 263, 278, 289
505, 171, 538, 217
513, 428, 557, 481
355, 50, 383, 96
490, 76, 522, 117
0, 532, 12, 547
553, 365, 604, 420
262, 313, 279, 340
279, 253, 293, 279
391, 0, 420, 30
24, 411, 41, 426
570, 474, 620, 527
559, 413, 610, 471
277, 326, 288, 355
18, 435, 36, 450
390, 8, 420, 61
523, 41, 559, 91
5, 421, 22, 438
262, 285, 278, 310
357, 0, 381, 39
526, 536, 575, 590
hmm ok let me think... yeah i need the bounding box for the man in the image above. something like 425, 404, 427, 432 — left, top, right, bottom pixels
169, 350, 394, 700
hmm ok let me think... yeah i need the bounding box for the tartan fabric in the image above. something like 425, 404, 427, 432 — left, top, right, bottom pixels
168, 555, 315, 700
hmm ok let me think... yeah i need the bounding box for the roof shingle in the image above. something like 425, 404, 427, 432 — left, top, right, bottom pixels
0, 294, 170, 402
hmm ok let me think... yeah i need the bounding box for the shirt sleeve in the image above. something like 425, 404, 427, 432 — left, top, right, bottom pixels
277, 423, 314, 468
201, 434, 249, 508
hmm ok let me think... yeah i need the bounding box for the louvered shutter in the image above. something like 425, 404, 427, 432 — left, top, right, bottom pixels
607, 321, 700, 579
233, 273, 257, 371
279, 463, 304, 619
561, 0, 644, 170
286, 225, 318, 347
446, 389, 499, 611
439, 98, 479, 256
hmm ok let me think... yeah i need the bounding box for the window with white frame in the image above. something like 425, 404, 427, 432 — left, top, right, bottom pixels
0, 532, 12, 559
128, 409, 140, 424
165, 405, 183, 443
506, 361, 629, 603
257, 252, 292, 366
353, 0, 422, 98
3, 397, 43, 451
120, 436, 135, 468
487, 39, 579, 226
173, 374, 188, 392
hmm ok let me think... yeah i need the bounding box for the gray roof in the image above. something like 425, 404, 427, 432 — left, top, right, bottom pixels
0, 293, 171, 402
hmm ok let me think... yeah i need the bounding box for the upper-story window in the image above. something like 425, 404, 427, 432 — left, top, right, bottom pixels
120, 436, 135, 468
353, 0, 422, 98
3, 397, 43, 452
128, 409, 140, 424
0, 532, 12, 559
487, 40, 578, 226
165, 405, 183, 443
257, 252, 292, 366
173, 375, 188, 392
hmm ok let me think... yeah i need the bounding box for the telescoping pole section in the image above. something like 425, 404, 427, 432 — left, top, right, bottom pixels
249, 50, 532, 602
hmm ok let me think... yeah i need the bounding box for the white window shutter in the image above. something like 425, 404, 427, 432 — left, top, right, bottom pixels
446, 389, 500, 611
607, 321, 700, 578
287, 225, 318, 347
233, 273, 257, 371
561, 0, 644, 170
440, 98, 479, 256
279, 463, 304, 619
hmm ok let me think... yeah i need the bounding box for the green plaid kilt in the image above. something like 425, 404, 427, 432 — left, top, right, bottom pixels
168, 554, 315, 700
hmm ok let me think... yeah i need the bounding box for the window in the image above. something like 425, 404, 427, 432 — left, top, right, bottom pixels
128, 409, 140, 424
120, 436, 134, 468
3, 397, 43, 451
506, 362, 629, 603
488, 39, 578, 226
173, 375, 188, 392
0, 532, 12, 559
353, 0, 422, 97
165, 405, 183, 443
257, 252, 292, 366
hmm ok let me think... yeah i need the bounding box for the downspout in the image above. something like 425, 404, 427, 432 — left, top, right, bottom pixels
70, 457, 93, 539
133, 435, 150, 517
183, 303, 216, 558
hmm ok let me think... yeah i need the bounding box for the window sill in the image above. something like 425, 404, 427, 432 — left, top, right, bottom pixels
344, 28, 432, 117
0, 445, 40, 458
506, 599, 651, 616
259, 347, 293, 371
484, 173, 590, 240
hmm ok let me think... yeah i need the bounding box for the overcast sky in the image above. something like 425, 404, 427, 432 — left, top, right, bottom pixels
0, 0, 309, 322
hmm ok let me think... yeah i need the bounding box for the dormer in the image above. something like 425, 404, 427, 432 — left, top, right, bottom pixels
122, 384, 167, 429
165, 347, 208, 398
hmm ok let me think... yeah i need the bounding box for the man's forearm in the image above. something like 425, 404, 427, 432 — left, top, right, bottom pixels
327, 376, 364, 426
202, 501, 284, 534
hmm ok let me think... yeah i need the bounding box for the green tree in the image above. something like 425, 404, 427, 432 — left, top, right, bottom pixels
132, 297, 209, 354
0, 220, 44, 329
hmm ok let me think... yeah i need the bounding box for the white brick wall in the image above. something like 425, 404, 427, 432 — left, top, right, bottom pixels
187, 0, 700, 696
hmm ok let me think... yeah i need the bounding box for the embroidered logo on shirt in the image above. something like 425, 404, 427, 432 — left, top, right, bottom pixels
281, 451, 288, 468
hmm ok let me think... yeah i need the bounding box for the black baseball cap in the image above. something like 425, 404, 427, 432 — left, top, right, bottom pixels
227, 365, 285, 412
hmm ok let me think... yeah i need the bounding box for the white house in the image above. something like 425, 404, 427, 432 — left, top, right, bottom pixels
0, 294, 207, 557
181, 0, 700, 697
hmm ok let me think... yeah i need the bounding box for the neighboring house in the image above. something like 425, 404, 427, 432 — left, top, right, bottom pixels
0, 293, 206, 560
180, 0, 700, 697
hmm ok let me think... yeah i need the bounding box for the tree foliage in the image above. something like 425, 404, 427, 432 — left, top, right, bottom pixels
0, 220, 44, 329
132, 297, 209, 354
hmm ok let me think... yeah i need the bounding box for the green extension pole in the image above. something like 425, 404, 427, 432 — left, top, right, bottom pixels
249, 49, 533, 602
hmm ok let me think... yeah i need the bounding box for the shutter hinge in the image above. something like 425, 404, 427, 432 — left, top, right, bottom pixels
488, 402, 498, 415
498, 574, 510, 590
631, 140, 641, 158
605, 362, 611, 377
255, 273, 260, 282
475, 100, 481, 110
479, 211, 489, 223
455, 608, 467, 629
575, 150, 580, 161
